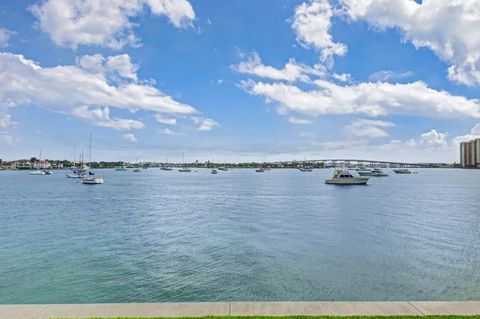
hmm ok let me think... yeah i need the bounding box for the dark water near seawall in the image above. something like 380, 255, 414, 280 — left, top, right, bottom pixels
1, 168, 480, 303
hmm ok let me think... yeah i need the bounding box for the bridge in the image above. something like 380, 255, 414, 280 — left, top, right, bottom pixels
278, 159, 444, 168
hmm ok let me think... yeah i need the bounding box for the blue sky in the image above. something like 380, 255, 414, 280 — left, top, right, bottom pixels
0, 0, 479, 163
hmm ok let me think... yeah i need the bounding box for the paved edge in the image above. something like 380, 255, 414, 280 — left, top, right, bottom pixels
0, 301, 479, 319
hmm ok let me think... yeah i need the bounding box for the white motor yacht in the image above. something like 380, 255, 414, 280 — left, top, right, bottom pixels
393, 168, 412, 174
325, 169, 369, 185
82, 175, 104, 184
255, 167, 265, 172
29, 170, 46, 175
178, 167, 191, 172
358, 168, 389, 177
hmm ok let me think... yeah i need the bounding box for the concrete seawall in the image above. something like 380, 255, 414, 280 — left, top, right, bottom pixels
1, 301, 480, 318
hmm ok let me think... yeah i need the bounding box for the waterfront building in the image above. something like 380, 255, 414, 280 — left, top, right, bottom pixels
460, 138, 480, 168
33, 160, 52, 170
15, 160, 32, 170
476, 139, 480, 168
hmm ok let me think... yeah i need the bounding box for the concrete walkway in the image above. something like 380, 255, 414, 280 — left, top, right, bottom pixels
1, 301, 480, 319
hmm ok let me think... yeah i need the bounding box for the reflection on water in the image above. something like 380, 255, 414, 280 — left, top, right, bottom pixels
1, 168, 479, 303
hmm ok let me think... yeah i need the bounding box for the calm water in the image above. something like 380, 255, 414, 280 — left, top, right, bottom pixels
1, 168, 480, 303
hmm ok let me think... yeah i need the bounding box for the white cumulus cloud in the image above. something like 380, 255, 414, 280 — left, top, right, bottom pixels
0, 114, 12, 129
196, 118, 219, 131
292, 0, 347, 66
242, 79, 480, 118
288, 117, 312, 125
0, 52, 198, 131
72, 106, 145, 130
0, 28, 13, 48
155, 114, 177, 125
420, 129, 449, 148
122, 133, 138, 142
341, 0, 480, 86
30, 0, 195, 49
233, 52, 326, 82
346, 119, 395, 138
369, 70, 414, 82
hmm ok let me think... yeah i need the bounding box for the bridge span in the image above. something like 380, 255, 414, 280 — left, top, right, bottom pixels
283, 159, 440, 168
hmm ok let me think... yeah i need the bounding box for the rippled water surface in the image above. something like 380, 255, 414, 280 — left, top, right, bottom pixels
1, 168, 480, 303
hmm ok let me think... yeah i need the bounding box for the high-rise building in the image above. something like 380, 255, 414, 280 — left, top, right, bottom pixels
460, 138, 480, 168
460, 142, 466, 167
476, 139, 480, 168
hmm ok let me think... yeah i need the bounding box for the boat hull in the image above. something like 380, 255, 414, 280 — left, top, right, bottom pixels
358, 172, 389, 177
393, 169, 412, 174
82, 178, 104, 184
325, 178, 369, 185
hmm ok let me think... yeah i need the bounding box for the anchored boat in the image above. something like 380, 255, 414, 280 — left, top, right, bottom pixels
393, 168, 412, 174
325, 169, 369, 185
82, 133, 104, 185
29, 170, 46, 175
358, 168, 389, 177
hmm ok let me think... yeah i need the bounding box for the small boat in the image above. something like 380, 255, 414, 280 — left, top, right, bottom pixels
299, 167, 313, 172
66, 168, 86, 178
29, 170, 46, 175
358, 168, 389, 177
393, 168, 412, 174
133, 168, 142, 173
83, 175, 104, 184
218, 167, 228, 171
211, 169, 218, 174
160, 166, 173, 171
325, 169, 369, 185
255, 167, 265, 172
82, 133, 104, 185
43, 170, 53, 175
115, 165, 127, 171
178, 153, 191, 172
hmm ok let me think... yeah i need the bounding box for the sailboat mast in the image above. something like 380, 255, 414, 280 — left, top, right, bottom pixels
73, 142, 76, 168
88, 133, 92, 167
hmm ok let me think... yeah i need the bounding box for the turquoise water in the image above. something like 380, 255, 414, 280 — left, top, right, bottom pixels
1, 168, 480, 303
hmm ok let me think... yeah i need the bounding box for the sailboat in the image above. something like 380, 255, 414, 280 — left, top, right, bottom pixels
218, 159, 228, 171
82, 134, 104, 184
256, 154, 267, 172
30, 149, 51, 175
298, 157, 313, 172
178, 152, 191, 172
133, 158, 142, 172
66, 142, 86, 178
160, 158, 173, 171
